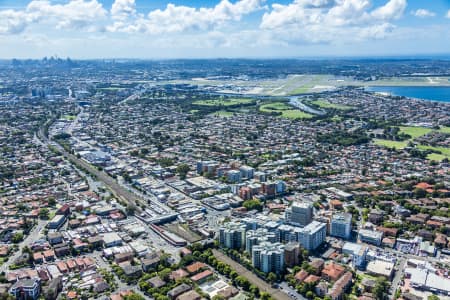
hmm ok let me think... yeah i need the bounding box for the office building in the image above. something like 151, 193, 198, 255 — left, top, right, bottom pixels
342, 242, 367, 268
278, 224, 297, 243
245, 228, 278, 253
254, 171, 267, 182
227, 170, 241, 183
330, 213, 352, 240
196, 161, 218, 175
48, 214, 66, 230
239, 165, 254, 180
219, 222, 246, 250
284, 242, 301, 268
297, 221, 327, 251
10, 278, 41, 300
358, 229, 383, 246
285, 201, 313, 226
276, 180, 286, 194
252, 242, 285, 273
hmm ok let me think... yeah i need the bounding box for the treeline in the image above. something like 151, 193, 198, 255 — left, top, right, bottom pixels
317, 130, 369, 146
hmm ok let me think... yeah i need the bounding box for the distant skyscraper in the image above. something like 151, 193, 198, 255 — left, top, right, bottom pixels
330, 213, 352, 240
285, 201, 313, 226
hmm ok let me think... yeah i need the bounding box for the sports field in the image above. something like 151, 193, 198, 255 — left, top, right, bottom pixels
398, 126, 432, 139
259, 102, 313, 119
310, 99, 353, 110
373, 139, 409, 150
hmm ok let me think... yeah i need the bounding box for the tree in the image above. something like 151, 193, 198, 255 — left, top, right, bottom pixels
413, 188, 427, 198
373, 277, 389, 300
267, 272, 277, 284
427, 295, 440, 300
260, 292, 272, 300
229, 270, 238, 280
126, 203, 136, 216
176, 164, 190, 179
47, 197, 56, 207
11, 232, 24, 243
39, 208, 50, 219
124, 293, 145, 300
249, 284, 260, 297
242, 199, 263, 211
158, 268, 172, 281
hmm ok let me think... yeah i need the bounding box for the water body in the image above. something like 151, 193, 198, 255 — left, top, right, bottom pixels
366, 86, 450, 102
289, 97, 326, 115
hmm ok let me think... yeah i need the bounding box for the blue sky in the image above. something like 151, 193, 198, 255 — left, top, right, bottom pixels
0, 0, 449, 58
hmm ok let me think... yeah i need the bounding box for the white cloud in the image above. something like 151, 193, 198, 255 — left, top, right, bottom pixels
0, 10, 30, 34
107, 0, 266, 34
0, 0, 417, 52
260, 0, 407, 43
111, 0, 136, 20
445, 9, 450, 18
412, 9, 435, 18
0, 0, 106, 34
371, 0, 406, 20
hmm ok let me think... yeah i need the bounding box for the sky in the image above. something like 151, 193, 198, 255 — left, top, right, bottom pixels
0, 0, 449, 59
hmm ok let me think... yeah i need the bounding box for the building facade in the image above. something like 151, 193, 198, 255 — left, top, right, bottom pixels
285, 201, 313, 226
252, 242, 285, 273
10, 278, 41, 300
297, 221, 327, 251
245, 228, 278, 254
330, 213, 352, 240
219, 222, 246, 250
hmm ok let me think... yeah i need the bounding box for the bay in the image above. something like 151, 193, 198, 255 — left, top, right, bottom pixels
365, 86, 450, 102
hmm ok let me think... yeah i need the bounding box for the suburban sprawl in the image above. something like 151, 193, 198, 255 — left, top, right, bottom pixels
0, 58, 449, 300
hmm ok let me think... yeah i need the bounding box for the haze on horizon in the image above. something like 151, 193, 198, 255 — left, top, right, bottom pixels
0, 0, 449, 59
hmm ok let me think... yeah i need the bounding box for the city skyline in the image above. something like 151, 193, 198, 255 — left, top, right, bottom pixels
0, 0, 449, 59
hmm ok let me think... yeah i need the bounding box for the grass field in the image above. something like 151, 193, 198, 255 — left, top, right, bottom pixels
439, 126, 450, 134
259, 102, 313, 119
398, 126, 433, 139
212, 110, 234, 117
310, 99, 353, 110
48, 211, 56, 220
373, 139, 409, 150
193, 98, 254, 106
417, 145, 450, 158
374, 126, 450, 161
331, 115, 343, 122
426, 153, 447, 161
62, 115, 76, 121
259, 102, 291, 112
282, 110, 313, 119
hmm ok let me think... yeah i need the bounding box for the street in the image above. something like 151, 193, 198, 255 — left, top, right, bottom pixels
0, 220, 47, 273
